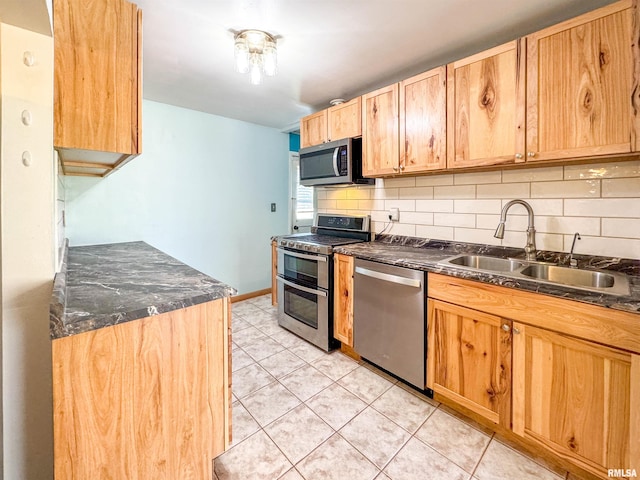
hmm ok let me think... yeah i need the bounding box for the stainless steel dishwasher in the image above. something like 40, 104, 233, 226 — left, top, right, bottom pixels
353, 258, 427, 390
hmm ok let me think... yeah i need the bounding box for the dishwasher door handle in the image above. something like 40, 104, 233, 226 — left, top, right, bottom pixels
355, 266, 422, 288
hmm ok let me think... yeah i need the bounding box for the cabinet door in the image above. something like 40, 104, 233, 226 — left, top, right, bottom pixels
526, 1, 636, 161
362, 84, 400, 176
54, 0, 141, 156
447, 40, 525, 169
333, 254, 354, 346
300, 110, 328, 148
328, 97, 362, 141
427, 299, 511, 427
512, 323, 639, 477
271, 240, 278, 306
400, 67, 447, 173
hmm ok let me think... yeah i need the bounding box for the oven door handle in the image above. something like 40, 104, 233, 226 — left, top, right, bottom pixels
355, 266, 422, 288
277, 248, 327, 262
277, 276, 328, 297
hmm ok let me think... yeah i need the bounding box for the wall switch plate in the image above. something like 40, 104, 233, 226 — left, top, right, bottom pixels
389, 207, 399, 221
270, 203, 276, 212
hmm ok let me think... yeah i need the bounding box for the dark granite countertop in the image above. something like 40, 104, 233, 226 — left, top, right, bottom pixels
50, 241, 236, 339
334, 235, 640, 315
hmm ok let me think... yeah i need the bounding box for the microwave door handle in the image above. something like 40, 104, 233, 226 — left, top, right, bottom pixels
276, 276, 328, 297
333, 147, 340, 176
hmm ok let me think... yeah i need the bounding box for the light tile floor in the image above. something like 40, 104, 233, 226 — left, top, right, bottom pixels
214, 294, 579, 480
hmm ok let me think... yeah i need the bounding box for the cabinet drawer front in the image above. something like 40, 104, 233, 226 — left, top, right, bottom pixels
428, 273, 640, 354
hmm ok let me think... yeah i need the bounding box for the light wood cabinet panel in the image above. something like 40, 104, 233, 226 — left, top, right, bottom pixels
447, 41, 525, 168
52, 299, 230, 479
512, 323, 639, 478
300, 110, 328, 148
400, 67, 447, 173
328, 97, 362, 141
427, 299, 511, 427
333, 253, 354, 346
54, 0, 142, 177
526, 0, 637, 162
362, 84, 400, 176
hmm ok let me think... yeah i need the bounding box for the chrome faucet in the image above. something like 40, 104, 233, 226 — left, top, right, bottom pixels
494, 199, 537, 261
569, 232, 581, 267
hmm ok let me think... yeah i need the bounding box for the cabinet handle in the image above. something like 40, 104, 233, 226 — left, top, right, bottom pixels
399, 165, 405, 171
501, 324, 511, 332
393, 166, 399, 172
515, 153, 523, 160
513, 326, 521, 335
527, 152, 536, 158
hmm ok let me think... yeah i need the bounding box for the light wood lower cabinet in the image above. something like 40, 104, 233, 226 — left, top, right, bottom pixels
52, 298, 231, 479
428, 273, 639, 479
333, 253, 354, 346
427, 299, 511, 428
512, 323, 636, 476
271, 239, 278, 306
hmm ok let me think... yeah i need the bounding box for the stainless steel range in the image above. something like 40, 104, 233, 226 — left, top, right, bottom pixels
276, 213, 371, 351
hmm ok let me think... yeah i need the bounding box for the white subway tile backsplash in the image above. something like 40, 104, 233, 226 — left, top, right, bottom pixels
385, 199, 416, 211
601, 178, 640, 198
346, 188, 371, 200
564, 161, 640, 180
531, 179, 600, 198
416, 174, 454, 186
454, 170, 502, 185
400, 212, 434, 225
321, 160, 640, 259
415, 199, 454, 213
454, 228, 501, 245
501, 166, 563, 183
381, 177, 416, 188
433, 213, 475, 228
372, 188, 399, 200
602, 218, 640, 239
336, 199, 360, 210
476, 182, 529, 199
415, 225, 454, 240
564, 199, 640, 218
569, 236, 640, 258
454, 199, 502, 214
434, 185, 476, 199
399, 186, 434, 199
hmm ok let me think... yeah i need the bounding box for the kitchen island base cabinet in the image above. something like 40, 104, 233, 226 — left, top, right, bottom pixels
52, 298, 230, 479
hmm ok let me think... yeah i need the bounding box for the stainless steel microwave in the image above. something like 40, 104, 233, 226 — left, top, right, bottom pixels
299, 138, 374, 187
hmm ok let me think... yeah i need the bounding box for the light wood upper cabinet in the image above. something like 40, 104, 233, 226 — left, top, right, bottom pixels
362, 84, 400, 176
328, 97, 362, 142
400, 67, 447, 173
447, 41, 525, 168
512, 323, 638, 477
526, 0, 638, 162
427, 299, 512, 428
333, 253, 354, 347
300, 97, 362, 148
300, 110, 328, 148
363, 67, 446, 177
54, 0, 142, 177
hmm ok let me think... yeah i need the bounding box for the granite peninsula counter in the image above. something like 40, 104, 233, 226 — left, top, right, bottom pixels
50, 241, 234, 479
50, 241, 236, 339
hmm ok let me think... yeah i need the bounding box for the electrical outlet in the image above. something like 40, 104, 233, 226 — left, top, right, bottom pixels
270, 203, 276, 212
389, 208, 399, 221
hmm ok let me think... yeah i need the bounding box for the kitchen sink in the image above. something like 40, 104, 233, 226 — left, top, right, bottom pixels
446, 255, 524, 273
440, 254, 631, 296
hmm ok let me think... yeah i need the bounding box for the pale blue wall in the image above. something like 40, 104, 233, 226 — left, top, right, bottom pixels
65, 100, 289, 294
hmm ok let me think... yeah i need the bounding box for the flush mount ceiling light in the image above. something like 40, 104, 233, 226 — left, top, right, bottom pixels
234, 29, 277, 85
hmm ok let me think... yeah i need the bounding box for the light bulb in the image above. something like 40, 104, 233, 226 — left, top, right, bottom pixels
234, 38, 249, 74
263, 42, 277, 76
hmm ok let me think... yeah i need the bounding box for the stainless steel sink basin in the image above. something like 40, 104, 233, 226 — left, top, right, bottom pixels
440, 254, 631, 296
446, 255, 523, 273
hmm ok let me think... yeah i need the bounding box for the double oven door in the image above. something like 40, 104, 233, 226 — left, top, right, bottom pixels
276, 247, 332, 351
